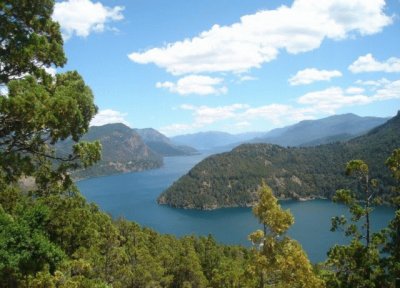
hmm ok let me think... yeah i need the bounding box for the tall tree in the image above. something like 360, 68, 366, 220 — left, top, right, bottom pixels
0, 0, 101, 188
382, 149, 400, 286
248, 182, 324, 288
326, 160, 387, 287
0, 0, 101, 284
0, 0, 66, 84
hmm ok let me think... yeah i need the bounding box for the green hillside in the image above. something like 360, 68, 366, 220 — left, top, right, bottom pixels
158, 112, 400, 209
57, 123, 163, 179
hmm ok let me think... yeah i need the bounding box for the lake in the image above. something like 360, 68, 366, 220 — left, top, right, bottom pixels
78, 153, 395, 263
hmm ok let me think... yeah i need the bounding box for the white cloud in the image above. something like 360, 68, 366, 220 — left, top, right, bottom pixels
161, 78, 400, 135
234, 121, 251, 129
346, 87, 365, 94
243, 104, 315, 125
90, 109, 130, 127
156, 75, 227, 95
239, 75, 258, 82
181, 103, 249, 125
298, 79, 400, 113
349, 54, 400, 73
129, 0, 391, 75
289, 68, 342, 85
374, 79, 400, 101
53, 0, 124, 40
355, 78, 390, 88
298, 87, 371, 114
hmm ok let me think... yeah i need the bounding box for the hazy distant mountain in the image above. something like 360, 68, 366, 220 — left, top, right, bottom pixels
158, 112, 400, 210
57, 123, 163, 179
134, 128, 198, 156
171, 131, 264, 151
170, 114, 388, 151
253, 113, 389, 147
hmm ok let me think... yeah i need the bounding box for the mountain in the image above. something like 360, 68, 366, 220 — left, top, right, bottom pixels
57, 123, 163, 179
171, 131, 264, 151
158, 112, 400, 210
253, 113, 389, 147
170, 114, 388, 151
135, 128, 198, 156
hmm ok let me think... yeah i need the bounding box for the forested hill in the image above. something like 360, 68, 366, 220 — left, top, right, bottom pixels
158, 112, 400, 210
57, 123, 163, 179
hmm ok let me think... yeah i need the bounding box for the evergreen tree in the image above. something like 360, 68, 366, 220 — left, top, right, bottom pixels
248, 182, 324, 288
326, 160, 387, 287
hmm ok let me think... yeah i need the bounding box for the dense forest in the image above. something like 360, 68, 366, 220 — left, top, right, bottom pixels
159, 113, 400, 209
1, 0, 399, 287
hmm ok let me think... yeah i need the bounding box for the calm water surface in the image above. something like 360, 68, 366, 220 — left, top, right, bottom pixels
78, 154, 395, 263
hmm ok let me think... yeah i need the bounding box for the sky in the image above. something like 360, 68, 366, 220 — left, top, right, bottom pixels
53, 0, 400, 136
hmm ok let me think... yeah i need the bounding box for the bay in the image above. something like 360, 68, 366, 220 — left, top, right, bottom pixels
78, 153, 395, 263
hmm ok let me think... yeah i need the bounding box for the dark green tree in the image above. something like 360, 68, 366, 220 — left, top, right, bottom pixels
326, 160, 387, 287
382, 149, 400, 285
0, 0, 66, 84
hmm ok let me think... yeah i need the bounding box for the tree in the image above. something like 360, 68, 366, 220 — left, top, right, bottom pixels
248, 182, 324, 288
0, 0, 101, 284
382, 149, 400, 285
0, 0, 66, 84
326, 160, 387, 287
0, 0, 101, 188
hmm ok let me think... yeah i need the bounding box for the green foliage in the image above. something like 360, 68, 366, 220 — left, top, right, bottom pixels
248, 183, 324, 287
160, 113, 400, 209
0, 0, 66, 84
0, 205, 65, 287
325, 157, 396, 287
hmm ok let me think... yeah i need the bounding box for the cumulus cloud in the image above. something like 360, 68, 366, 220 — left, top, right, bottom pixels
53, 0, 124, 39
345, 87, 365, 94
90, 109, 130, 127
161, 78, 400, 135
181, 103, 249, 125
129, 0, 391, 75
239, 75, 258, 82
243, 104, 315, 125
289, 68, 342, 85
349, 54, 400, 73
156, 75, 227, 95
298, 79, 400, 113
355, 78, 391, 89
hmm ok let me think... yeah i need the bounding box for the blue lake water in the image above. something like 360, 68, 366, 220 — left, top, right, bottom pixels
78, 154, 395, 263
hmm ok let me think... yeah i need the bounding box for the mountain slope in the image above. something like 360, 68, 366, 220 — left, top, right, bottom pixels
158, 113, 400, 210
57, 123, 163, 179
254, 113, 389, 147
135, 128, 198, 156
171, 131, 264, 151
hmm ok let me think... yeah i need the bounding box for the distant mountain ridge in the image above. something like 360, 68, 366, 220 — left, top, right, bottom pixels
254, 113, 390, 147
158, 112, 400, 210
171, 114, 389, 150
57, 123, 197, 179
171, 131, 264, 151
135, 128, 198, 156
56, 123, 163, 179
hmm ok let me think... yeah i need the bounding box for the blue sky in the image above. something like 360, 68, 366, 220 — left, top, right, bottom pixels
53, 0, 400, 136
